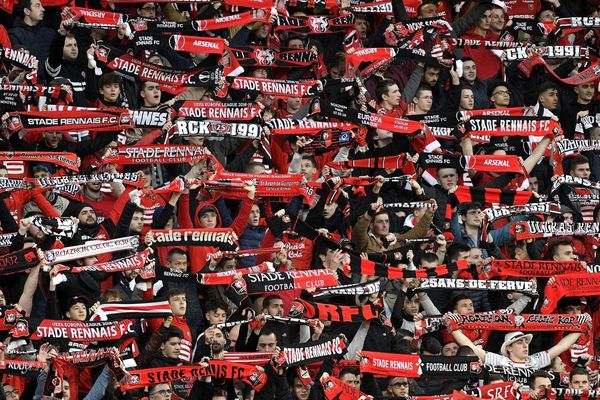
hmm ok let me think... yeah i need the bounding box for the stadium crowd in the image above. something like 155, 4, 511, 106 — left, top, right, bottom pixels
0, 0, 599, 398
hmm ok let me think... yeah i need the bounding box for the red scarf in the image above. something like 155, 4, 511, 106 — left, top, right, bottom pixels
541, 273, 600, 313
447, 312, 591, 332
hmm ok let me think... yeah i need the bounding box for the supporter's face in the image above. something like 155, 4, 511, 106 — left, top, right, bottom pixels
574, 83, 595, 103
141, 83, 162, 107
531, 377, 551, 394
169, 294, 187, 316
403, 294, 420, 316
424, 68, 440, 87
257, 333, 277, 352
467, 248, 484, 267
67, 302, 87, 321
162, 337, 181, 359
355, 18, 369, 39
288, 39, 304, 50
388, 379, 409, 397
418, 4, 437, 18
200, 211, 218, 229
44, 131, 62, 148
78, 206, 97, 225
86, 180, 102, 192
300, 159, 316, 180
563, 212, 574, 224
372, 214, 389, 236
553, 244, 575, 261
286, 97, 302, 110
539, 89, 558, 110
562, 305, 582, 315
122, 266, 139, 280
491, 86, 510, 107
463, 208, 482, 227
383, 84, 401, 106
462, 61, 477, 83
0, 290, 5, 306
0, 168, 8, 178
100, 83, 120, 103
528, 176, 539, 193
206, 308, 227, 325
138, 3, 157, 18
570, 374, 589, 390
340, 373, 361, 389
3, 385, 18, 400
437, 168, 458, 190
459, 89, 474, 111
590, 128, 600, 140
329, 66, 344, 79
62, 381, 70, 400
292, 378, 309, 400
210, 329, 227, 353
414, 90, 433, 112
252, 68, 268, 79
256, 23, 269, 39
63, 36, 78, 61
265, 299, 284, 317
490, 8, 505, 31
129, 211, 144, 233
538, 10, 556, 22
454, 299, 474, 315
477, 11, 492, 30
167, 253, 188, 272
323, 202, 338, 219
248, 205, 260, 227
551, 356, 567, 373
507, 338, 529, 359
571, 162, 591, 179
420, 260, 438, 270
80, 255, 98, 266
149, 384, 172, 400
442, 342, 459, 357
26, 0, 44, 22
375, 128, 393, 141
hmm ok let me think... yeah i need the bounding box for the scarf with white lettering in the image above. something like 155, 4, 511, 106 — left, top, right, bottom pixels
151, 228, 238, 250
321, 375, 370, 400
541, 273, 600, 313
94, 43, 223, 93
13, 319, 135, 341
174, 120, 262, 140
312, 278, 381, 299
0, 47, 37, 71
130, 109, 172, 129
350, 0, 392, 13
479, 259, 589, 279
59, 247, 155, 280
120, 361, 267, 391
289, 298, 381, 322
420, 154, 525, 175
448, 38, 524, 49
0, 247, 41, 275
9, 108, 132, 133
44, 236, 140, 265
0, 84, 72, 110
176, 101, 261, 121
231, 46, 317, 69
383, 201, 436, 210
359, 351, 481, 378
267, 118, 357, 135
0, 151, 79, 172
273, 334, 348, 368
242, 269, 338, 294
0, 360, 46, 376
513, 221, 600, 240
0, 178, 29, 193
159, 262, 271, 286
551, 175, 600, 195
0, 233, 17, 248
483, 202, 561, 222
27, 172, 144, 189
545, 388, 600, 400
221, 76, 323, 97
133, 33, 225, 54
31, 216, 77, 238
416, 278, 537, 296
343, 256, 469, 280
90, 300, 172, 321
129, 9, 269, 33
518, 56, 600, 86
494, 46, 589, 61
273, 13, 354, 35
555, 139, 600, 155
384, 18, 452, 44
102, 145, 213, 165
465, 116, 560, 138
446, 312, 590, 332
64, 6, 128, 29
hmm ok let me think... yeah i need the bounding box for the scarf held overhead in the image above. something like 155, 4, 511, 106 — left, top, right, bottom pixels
290, 298, 381, 322
541, 273, 600, 313
446, 312, 590, 332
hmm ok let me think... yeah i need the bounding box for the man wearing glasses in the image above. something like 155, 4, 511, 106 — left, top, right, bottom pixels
386, 377, 410, 398
488, 83, 511, 109
3, 384, 20, 400
148, 383, 172, 400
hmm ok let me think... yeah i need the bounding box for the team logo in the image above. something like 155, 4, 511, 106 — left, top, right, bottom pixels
514, 315, 524, 327
169, 35, 185, 51
94, 47, 109, 63
254, 48, 275, 66
308, 16, 330, 33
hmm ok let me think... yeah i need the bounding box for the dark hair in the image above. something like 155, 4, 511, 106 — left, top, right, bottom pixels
569, 367, 589, 380
528, 370, 552, 388
414, 85, 433, 99
447, 242, 471, 262
100, 288, 124, 303
16, 0, 32, 19
167, 248, 187, 260
301, 154, 317, 169
375, 79, 398, 103
167, 288, 186, 300
546, 238, 573, 260
97, 72, 122, 89
487, 373, 505, 383
459, 202, 483, 216
263, 295, 282, 310
392, 338, 419, 354
258, 326, 276, 338
537, 81, 558, 97
570, 155, 591, 171
451, 294, 472, 310
420, 252, 439, 265
456, 345, 475, 357
421, 336, 442, 355
594, 203, 600, 223
339, 367, 360, 379
488, 81, 509, 98
165, 326, 184, 340
204, 300, 228, 314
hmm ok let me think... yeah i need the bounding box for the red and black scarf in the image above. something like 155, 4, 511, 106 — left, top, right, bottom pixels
243, 269, 338, 294
9, 108, 132, 133
176, 100, 261, 121
541, 273, 600, 313
274, 334, 348, 368
289, 298, 381, 322
102, 145, 213, 165
151, 228, 238, 250
446, 312, 590, 332
0, 247, 40, 275
465, 116, 560, 138
480, 259, 588, 279
16, 319, 135, 341
134, 33, 225, 54
343, 255, 468, 280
